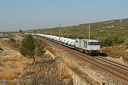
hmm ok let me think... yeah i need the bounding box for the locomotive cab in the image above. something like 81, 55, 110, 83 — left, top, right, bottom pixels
75, 39, 100, 54
87, 40, 100, 54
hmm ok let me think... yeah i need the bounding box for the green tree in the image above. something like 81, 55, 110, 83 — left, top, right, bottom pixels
20, 34, 45, 62
19, 29, 22, 33
34, 38, 45, 56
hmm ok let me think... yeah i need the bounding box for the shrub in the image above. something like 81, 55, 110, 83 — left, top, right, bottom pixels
100, 35, 124, 47
123, 38, 128, 48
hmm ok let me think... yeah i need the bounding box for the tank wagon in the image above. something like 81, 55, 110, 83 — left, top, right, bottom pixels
34, 33, 100, 55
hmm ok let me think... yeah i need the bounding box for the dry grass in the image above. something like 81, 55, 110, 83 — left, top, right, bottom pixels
0, 37, 73, 84
101, 45, 128, 63
61, 56, 78, 69
0, 48, 73, 85
25, 55, 73, 85
1, 38, 12, 49
0, 52, 33, 80
0, 38, 32, 80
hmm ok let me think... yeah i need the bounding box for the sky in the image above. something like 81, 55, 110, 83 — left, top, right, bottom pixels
0, 0, 128, 32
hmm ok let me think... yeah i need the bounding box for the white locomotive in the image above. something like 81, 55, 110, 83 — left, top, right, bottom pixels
75, 39, 100, 54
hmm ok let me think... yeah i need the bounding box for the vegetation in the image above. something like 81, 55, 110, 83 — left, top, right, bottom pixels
30, 56, 73, 85
34, 38, 45, 56
100, 34, 123, 47
19, 29, 22, 33
101, 46, 128, 62
26, 18, 128, 47
7, 33, 15, 39
20, 34, 45, 62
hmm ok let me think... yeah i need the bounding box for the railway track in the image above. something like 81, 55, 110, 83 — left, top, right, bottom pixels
95, 56, 128, 73
41, 38, 128, 84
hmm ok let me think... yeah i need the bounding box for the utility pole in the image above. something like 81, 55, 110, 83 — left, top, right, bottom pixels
89, 24, 90, 40
59, 24, 61, 41
59, 24, 61, 52
62, 26, 63, 37
44, 27, 46, 35
51, 28, 53, 35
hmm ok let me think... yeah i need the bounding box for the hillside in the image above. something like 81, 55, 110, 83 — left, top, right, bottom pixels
27, 18, 127, 37
26, 18, 128, 47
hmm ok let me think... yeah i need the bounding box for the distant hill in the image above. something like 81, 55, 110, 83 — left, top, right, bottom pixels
26, 18, 128, 47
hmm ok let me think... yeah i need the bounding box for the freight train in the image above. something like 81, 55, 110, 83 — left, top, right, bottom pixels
35, 34, 100, 54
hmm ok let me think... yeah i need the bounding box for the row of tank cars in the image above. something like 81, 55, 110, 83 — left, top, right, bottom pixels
35, 34, 100, 55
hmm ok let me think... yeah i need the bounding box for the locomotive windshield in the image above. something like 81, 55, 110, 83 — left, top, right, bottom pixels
88, 42, 99, 45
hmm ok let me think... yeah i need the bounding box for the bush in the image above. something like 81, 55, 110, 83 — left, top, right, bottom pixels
100, 35, 124, 47
100, 37, 112, 47
125, 44, 128, 49
123, 38, 128, 48
111, 35, 123, 45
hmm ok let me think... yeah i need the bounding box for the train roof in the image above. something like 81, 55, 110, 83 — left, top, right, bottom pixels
76, 39, 99, 42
